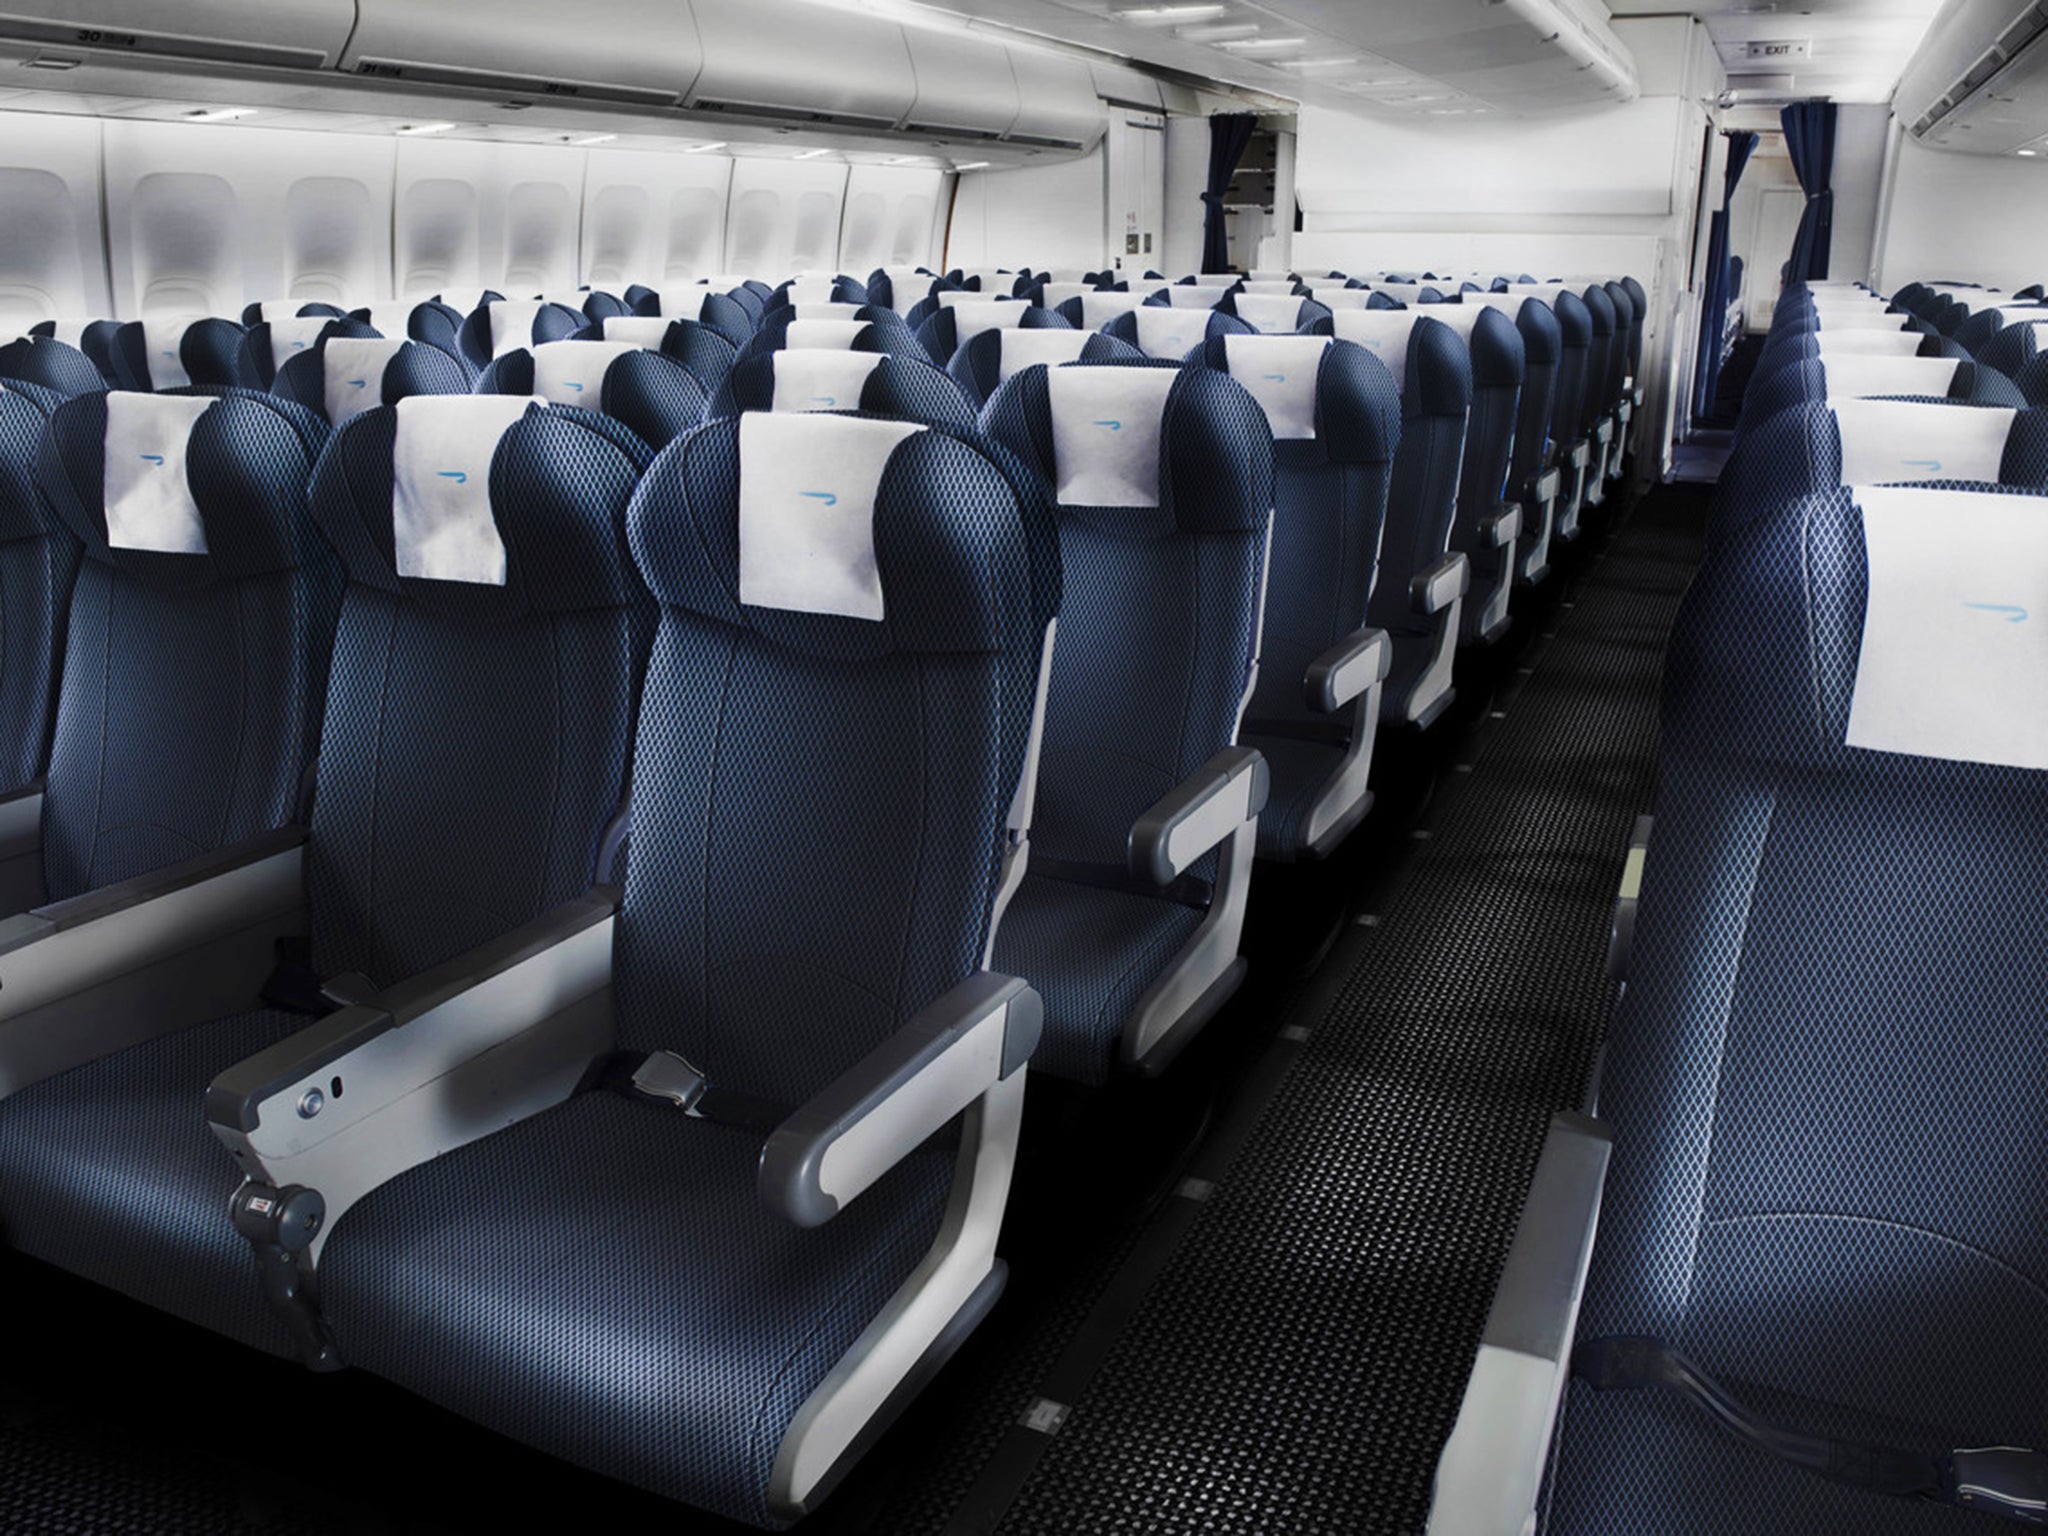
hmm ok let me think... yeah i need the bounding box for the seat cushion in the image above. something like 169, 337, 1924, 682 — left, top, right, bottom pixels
0, 1008, 309, 1355
992, 871, 1205, 1086
1242, 731, 1354, 860
319, 1092, 953, 1529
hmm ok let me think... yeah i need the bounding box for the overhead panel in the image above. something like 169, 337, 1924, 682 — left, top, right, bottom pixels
1894, 0, 2048, 153
0, 0, 356, 69
688, 0, 920, 131
342, 0, 700, 108
903, 26, 1022, 139
1006, 45, 1108, 150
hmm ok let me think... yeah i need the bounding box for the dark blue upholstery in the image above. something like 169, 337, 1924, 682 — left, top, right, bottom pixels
234, 316, 372, 391
1547, 486, 2048, 1535
1101, 307, 1252, 362
270, 333, 472, 426
1198, 334, 1400, 859
317, 413, 1048, 1527
1447, 306, 1525, 644
570, 316, 740, 391
913, 303, 1071, 367
1578, 284, 1617, 436
981, 362, 1270, 1083
630, 288, 754, 350
1977, 314, 2048, 378
946, 329, 1144, 410
343, 300, 469, 373
454, 301, 585, 371
475, 344, 712, 450
0, 396, 654, 1362
31, 319, 122, 385
1738, 356, 2022, 432
0, 337, 107, 399
1550, 291, 1593, 458
766, 275, 870, 310
110, 317, 245, 392
0, 379, 76, 792
734, 314, 916, 367
863, 268, 938, 313
238, 301, 345, 329
33, 388, 336, 900
715, 350, 975, 428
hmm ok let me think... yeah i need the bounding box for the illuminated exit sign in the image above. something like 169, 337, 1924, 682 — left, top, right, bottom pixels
1745, 39, 1812, 61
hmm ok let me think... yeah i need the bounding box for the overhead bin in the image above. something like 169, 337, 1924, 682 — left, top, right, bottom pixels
1006, 46, 1107, 151
1895, 0, 2048, 152
903, 26, 1021, 141
0, 0, 356, 69
342, 0, 700, 108
688, 0, 918, 131
1090, 61, 1166, 113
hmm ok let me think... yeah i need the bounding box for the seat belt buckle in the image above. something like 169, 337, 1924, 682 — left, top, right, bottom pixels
630, 1050, 711, 1116
1948, 1446, 2048, 1524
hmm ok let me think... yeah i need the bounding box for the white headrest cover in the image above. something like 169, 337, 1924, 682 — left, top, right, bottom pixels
1813, 330, 1922, 357
1079, 292, 1150, 328
323, 338, 406, 428
103, 392, 211, 554
532, 340, 645, 406
2023, 319, 2048, 348
434, 287, 495, 316
1455, 292, 1526, 316
1239, 281, 1298, 297
358, 302, 416, 340
937, 291, 1019, 312
1815, 312, 1909, 333
1132, 306, 1204, 360
1040, 282, 1095, 310
1818, 354, 1962, 400
1308, 288, 1375, 311
1373, 282, 1429, 304
1248, 269, 1291, 283
769, 349, 884, 412
1233, 294, 1308, 333
1047, 366, 1177, 507
1224, 334, 1330, 441
392, 395, 537, 586
961, 269, 1012, 293
267, 315, 333, 361
487, 300, 545, 359
1039, 268, 1091, 284
1330, 310, 1421, 391
256, 300, 316, 324
1833, 400, 2016, 484
791, 302, 865, 321
1503, 285, 1575, 308
778, 279, 838, 307
997, 328, 1092, 383
141, 316, 197, 390
737, 411, 923, 620
603, 316, 673, 347
952, 303, 1033, 344
539, 289, 591, 311
782, 319, 867, 352
1847, 484, 2048, 769
1166, 285, 1233, 310
1417, 304, 1489, 341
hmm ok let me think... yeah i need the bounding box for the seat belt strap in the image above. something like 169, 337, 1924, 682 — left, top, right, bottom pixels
598, 1049, 790, 1138
1573, 1335, 2048, 1524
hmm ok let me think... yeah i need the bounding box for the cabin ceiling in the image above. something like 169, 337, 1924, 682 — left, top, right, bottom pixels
1602, 0, 1945, 104
862, 0, 1641, 115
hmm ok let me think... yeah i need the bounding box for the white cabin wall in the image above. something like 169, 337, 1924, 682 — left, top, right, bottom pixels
1877, 133, 2048, 293
0, 112, 108, 327
946, 145, 1107, 273
1829, 104, 1890, 287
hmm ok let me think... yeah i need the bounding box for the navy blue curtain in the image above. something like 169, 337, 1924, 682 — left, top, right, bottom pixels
1693, 130, 1761, 419
1201, 113, 1258, 274
1782, 99, 1837, 283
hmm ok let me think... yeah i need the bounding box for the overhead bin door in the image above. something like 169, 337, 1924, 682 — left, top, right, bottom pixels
0, 0, 355, 68
903, 27, 1021, 140
689, 0, 917, 130
344, 0, 701, 107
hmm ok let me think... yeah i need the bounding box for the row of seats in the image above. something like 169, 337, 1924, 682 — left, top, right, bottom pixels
1539, 276, 2048, 1532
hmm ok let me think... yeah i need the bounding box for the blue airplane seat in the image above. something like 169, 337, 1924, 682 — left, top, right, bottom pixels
0, 378, 77, 799
454, 300, 586, 372
0, 395, 655, 1362
1739, 355, 2023, 434
235, 315, 371, 391
29, 320, 123, 385
980, 360, 1271, 1084
343, 300, 470, 375
477, 340, 711, 450
1429, 304, 1528, 645
629, 287, 756, 350
292, 409, 1054, 1528
110, 316, 246, 392
583, 315, 742, 392
716, 347, 975, 428
271, 332, 472, 428
946, 327, 1144, 411
913, 300, 1072, 366
1330, 309, 1475, 731
1101, 306, 1251, 362
734, 314, 915, 368
1548, 481, 2048, 1536
1224, 292, 1335, 334
0, 335, 106, 399
1198, 332, 1401, 859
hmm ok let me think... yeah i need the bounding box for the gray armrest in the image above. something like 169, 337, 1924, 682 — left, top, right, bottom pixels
1605, 815, 1652, 983
25, 824, 307, 943
1425, 1111, 1614, 1536
1568, 438, 1592, 470
1594, 415, 1615, 446
207, 886, 620, 1137
1127, 745, 1269, 886
1481, 503, 1523, 550
1303, 626, 1391, 714
761, 972, 1040, 1229
1410, 550, 1470, 617
1529, 466, 1562, 506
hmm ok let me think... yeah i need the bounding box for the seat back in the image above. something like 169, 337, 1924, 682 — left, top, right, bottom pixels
1102, 306, 1251, 361
455, 300, 586, 370
1578, 283, 1616, 431
1422, 304, 1525, 538
0, 336, 106, 399
1739, 353, 2020, 430
717, 349, 974, 428
476, 341, 710, 449
913, 300, 1071, 367
734, 315, 913, 367
346, 301, 470, 374
535, 287, 629, 324
1224, 292, 1333, 335
1549, 290, 1593, 450
947, 328, 1143, 410
34, 389, 337, 899
111, 316, 246, 392
236, 315, 369, 391
590, 315, 741, 391
303, 395, 654, 987
0, 379, 76, 790
272, 333, 472, 428
1979, 313, 2048, 378
32, 319, 122, 385
979, 360, 1270, 882
613, 410, 1047, 1102
631, 287, 754, 350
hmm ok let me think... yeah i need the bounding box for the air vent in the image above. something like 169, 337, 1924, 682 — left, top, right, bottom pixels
351, 58, 675, 108
1899, 0, 2048, 148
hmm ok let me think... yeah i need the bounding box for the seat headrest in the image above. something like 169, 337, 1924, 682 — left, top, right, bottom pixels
1819, 354, 1963, 400
602, 316, 675, 348
1832, 399, 2018, 484
629, 411, 1029, 662
530, 340, 647, 407
770, 349, 885, 412
787, 302, 867, 322
1232, 294, 1309, 333
263, 315, 339, 367
138, 315, 207, 389
1039, 282, 1096, 310
42, 388, 326, 588
324, 337, 411, 427
1216, 334, 1327, 441
1129, 306, 1209, 360
1813, 331, 1923, 357
312, 395, 648, 622
1074, 291, 1153, 328
1163, 285, 1233, 310
782, 319, 868, 352
996, 328, 1094, 382
0, 336, 105, 399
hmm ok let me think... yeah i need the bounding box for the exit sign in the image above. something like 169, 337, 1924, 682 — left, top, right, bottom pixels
1745, 39, 1812, 60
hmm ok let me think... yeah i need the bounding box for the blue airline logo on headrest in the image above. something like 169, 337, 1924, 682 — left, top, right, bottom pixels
290, 340, 307, 349
1965, 602, 2028, 623
1902, 458, 1942, 473
562, 380, 586, 392
1263, 373, 1287, 382
802, 491, 839, 507
438, 470, 468, 485
1093, 419, 1122, 431
162, 349, 178, 358
139, 453, 165, 466
810, 395, 837, 407
345, 379, 368, 389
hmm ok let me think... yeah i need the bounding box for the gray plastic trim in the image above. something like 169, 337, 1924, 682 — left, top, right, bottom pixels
1127, 744, 1269, 887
